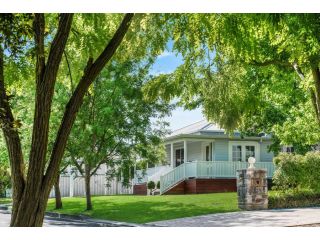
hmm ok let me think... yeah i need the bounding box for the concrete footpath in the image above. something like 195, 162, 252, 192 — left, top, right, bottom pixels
148, 207, 320, 227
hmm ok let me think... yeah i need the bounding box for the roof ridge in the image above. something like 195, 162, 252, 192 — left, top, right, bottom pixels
171, 119, 207, 132
200, 123, 214, 130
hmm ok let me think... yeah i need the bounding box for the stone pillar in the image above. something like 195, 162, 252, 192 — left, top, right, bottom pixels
237, 164, 268, 210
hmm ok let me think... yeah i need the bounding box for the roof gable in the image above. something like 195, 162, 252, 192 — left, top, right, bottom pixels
168, 120, 223, 137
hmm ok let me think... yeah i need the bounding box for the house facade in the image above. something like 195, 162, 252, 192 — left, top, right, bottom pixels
134, 120, 276, 195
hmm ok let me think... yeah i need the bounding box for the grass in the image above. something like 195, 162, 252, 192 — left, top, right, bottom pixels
0, 198, 11, 205
47, 193, 239, 223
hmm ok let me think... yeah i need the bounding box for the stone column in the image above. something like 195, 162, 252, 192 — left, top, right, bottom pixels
237, 158, 268, 210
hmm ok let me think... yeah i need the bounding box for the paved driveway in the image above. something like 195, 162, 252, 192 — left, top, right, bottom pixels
149, 207, 320, 227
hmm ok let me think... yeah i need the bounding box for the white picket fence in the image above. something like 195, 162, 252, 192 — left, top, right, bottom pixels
49, 174, 133, 198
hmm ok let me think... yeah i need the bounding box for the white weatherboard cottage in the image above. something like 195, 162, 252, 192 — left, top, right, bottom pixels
134, 120, 276, 194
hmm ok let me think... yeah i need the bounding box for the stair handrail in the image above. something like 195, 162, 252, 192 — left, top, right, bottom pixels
160, 163, 187, 194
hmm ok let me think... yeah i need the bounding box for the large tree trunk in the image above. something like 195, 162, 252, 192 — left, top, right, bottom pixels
8, 14, 74, 227
84, 164, 92, 211
0, 13, 133, 227
54, 174, 63, 209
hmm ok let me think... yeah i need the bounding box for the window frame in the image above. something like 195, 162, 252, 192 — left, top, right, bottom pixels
228, 141, 260, 162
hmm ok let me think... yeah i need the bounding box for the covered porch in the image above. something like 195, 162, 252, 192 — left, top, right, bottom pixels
161, 138, 275, 194
160, 160, 275, 194
165, 138, 214, 168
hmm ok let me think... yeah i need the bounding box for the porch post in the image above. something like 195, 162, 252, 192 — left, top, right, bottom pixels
170, 143, 174, 168
184, 140, 188, 163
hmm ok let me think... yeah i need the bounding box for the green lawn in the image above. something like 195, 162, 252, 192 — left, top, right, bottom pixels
0, 198, 11, 205
47, 193, 239, 223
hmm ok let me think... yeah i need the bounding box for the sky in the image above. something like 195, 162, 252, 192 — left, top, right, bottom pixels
150, 46, 205, 131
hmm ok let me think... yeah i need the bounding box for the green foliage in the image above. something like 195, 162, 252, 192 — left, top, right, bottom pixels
272, 153, 306, 191
66, 58, 171, 187
147, 181, 155, 190
304, 152, 320, 190
273, 102, 320, 154
272, 152, 320, 191
0, 141, 11, 197
269, 189, 320, 209
0, 14, 33, 56
156, 181, 160, 189
1, 13, 174, 179
0, 164, 11, 197
143, 14, 320, 151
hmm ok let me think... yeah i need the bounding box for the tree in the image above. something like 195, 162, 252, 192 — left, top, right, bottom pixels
0, 13, 175, 226
66, 62, 170, 210
144, 14, 320, 148
0, 13, 135, 226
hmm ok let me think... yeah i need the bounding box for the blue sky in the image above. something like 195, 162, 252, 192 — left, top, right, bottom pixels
150, 49, 205, 131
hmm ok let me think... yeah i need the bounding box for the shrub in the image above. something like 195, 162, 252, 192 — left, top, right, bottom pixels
272, 152, 320, 192
156, 181, 160, 189
147, 181, 155, 190
269, 189, 320, 209
0, 165, 11, 197
304, 152, 320, 191
272, 153, 306, 191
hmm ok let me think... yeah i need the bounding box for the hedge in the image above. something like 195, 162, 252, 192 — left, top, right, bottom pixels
268, 190, 320, 209
272, 152, 320, 191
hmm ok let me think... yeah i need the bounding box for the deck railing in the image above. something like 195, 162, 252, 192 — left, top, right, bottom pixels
160, 161, 275, 194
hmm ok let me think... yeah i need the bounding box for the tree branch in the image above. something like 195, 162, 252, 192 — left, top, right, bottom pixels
71, 157, 84, 176
63, 50, 74, 95
292, 62, 305, 80
27, 13, 73, 193
34, 14, 45, 85
249, 59, 291, 67
44, 13, 134, 191
310, 89, 320, 123
0, 45, 25, 225
311, 65, 320, 123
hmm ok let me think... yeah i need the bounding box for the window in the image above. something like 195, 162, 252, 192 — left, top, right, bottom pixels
206, 145, 210, 161
229, 142, 259, 162
232, 145, 242, 161
175, 149, 184, 166
282, 146, 294, 153
245, 146, 255, 162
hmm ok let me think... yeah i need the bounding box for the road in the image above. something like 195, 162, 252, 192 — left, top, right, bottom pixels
0, 211, 114, 227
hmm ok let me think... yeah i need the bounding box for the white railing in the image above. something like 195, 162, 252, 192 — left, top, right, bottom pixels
160, 161, 275, 194
160, 163, 186, 194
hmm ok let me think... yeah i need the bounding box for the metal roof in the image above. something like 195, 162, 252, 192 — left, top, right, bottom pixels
165, 119, 271, 142
168, 120, 218, 137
